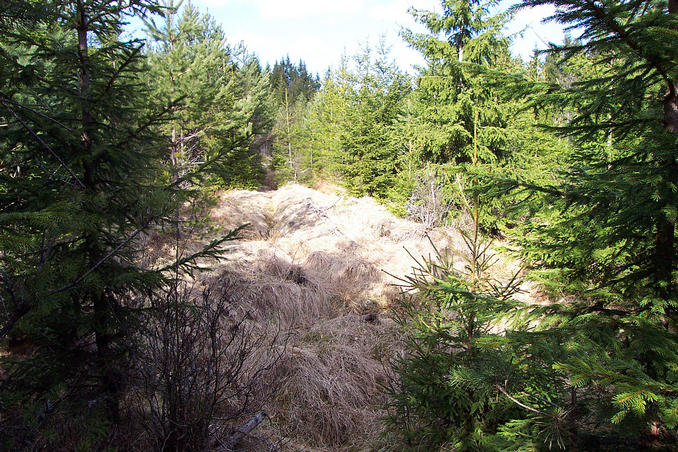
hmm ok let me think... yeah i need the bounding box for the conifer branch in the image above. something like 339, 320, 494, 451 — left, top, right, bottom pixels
581, 1, 673, 93
0, 280, 28, 340
101, 44, 144, 96
0, 99, 85, 189
48, 222, 150, 296
0, 93, 77, 135
496, 384, 547, 415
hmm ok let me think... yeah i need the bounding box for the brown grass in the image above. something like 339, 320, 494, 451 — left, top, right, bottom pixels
271, 315, 401, 450
172, 183, 531, 451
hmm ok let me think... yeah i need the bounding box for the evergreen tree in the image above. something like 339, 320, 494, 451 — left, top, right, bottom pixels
271, 80, 307, 182
403, 0, 515, 165
395, 0, 543, 229
269, 55, 320, 106
336, 43, 411, 198
145, 1, 271, 188
268, 56, 321, 184
388, 0, 678, 449
225, 57, 275, 186
294, 59, 354, 182
0, 1, 227, 446
386, 119, 529, 450
479, 0, 678, 447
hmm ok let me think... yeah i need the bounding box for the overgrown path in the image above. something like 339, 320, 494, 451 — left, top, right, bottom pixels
190, 183, 531, 451
211, 183, 468, 308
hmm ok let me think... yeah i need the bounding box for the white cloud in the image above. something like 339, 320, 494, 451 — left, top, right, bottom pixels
255, 0, 366, 19
191, 0, 564, 72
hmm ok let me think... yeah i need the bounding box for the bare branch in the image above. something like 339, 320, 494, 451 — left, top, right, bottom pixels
496, 384, 547, 415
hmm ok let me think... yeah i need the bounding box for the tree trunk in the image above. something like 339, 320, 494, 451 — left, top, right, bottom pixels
285, 88, 296, 181
76, 0, 120, 424
657, 1, 678, 301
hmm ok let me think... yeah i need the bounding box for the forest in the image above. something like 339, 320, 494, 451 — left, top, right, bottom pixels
1, 0, 678, 450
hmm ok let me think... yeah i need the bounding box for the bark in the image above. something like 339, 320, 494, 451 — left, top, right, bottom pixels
285, 88, 296, 181
656, 0, 678, 299
76, 0, 121, 424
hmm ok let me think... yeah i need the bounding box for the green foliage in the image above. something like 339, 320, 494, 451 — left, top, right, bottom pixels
384, 195, 531, 450
0, 0, 234, 447
144, 1, 271, 188
271, 44, 411, 198
402, 0, 516, 165
4, 0, 678, 449
270, 78, 313, 183
267, 57, 321, 184
290, 59, 354, 182
269, 55, 320, 106
460, 0, 678, 448
385, 0, 552, 227
386, 0, 678, 443
337, 44, 411, 198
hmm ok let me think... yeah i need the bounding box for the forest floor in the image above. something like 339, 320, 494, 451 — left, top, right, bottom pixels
160, 183, 536, 451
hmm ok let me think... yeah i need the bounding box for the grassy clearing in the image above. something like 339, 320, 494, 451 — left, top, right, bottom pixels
161, 183, 531, 450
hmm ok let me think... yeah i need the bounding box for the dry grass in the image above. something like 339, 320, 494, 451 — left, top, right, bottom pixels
209, 184, 466, 306
173, 182, 532, 451
271, 315, 401, 450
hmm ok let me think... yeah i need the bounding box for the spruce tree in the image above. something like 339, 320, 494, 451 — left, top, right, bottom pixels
403, 0, 515, 165
144, 1, 271, 188
475, 0, 678, 447
336, 44, 410, 198
268, 56, 321, 184
269, 56, 320, 106
399, 1, 539, 229
295, 59, 354, 182
386, 116, 528, 450
387, 0, 678, 449
0, 1, 226, 446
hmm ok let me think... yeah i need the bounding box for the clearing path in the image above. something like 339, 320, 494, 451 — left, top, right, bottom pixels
211, 183, 467, 310
186, 183, 530, 451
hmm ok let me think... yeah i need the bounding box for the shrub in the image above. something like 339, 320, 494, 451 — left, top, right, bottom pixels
127, 280, 284, 451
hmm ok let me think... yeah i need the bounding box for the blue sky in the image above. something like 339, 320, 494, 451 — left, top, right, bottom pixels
181, 0, 565, 75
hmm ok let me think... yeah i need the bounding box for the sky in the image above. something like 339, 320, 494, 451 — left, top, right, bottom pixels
183, 0, 565, 75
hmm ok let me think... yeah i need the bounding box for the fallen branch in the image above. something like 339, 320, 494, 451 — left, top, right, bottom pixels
217, 411, 267, 451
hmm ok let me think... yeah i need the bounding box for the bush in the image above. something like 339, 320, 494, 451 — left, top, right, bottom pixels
127, 280, 284, 451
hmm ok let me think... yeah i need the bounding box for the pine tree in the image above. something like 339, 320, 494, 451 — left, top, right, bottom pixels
296, 59, 354, 182
144, 1, 271, 188
268, 56, 321, 184
387, 1, 678, 449
473, 0, 678, 447
396, 1, 542, 230
271, 83, 306, 182
0, 1, 227, 446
